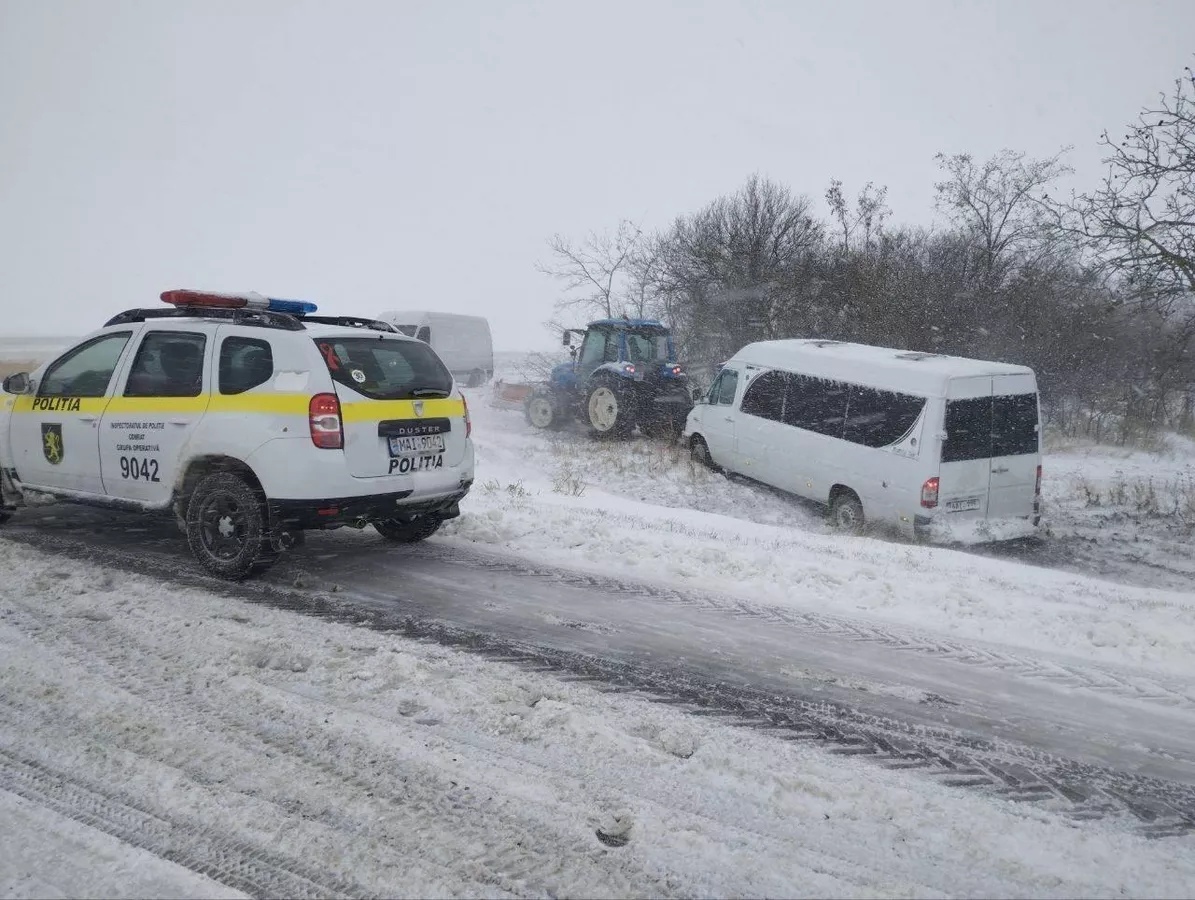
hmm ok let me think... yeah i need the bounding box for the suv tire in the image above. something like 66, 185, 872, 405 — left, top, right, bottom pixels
186, 472, 272, 580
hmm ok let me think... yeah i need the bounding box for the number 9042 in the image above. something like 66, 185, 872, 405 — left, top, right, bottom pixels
119, 456, 160, 482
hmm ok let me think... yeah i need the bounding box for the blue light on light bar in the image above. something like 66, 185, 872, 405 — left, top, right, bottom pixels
265, 297, 319, 315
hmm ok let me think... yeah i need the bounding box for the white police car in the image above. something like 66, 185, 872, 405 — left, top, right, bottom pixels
0, 290, 475, 579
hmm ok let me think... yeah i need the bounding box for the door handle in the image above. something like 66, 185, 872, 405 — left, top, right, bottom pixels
992, 466, 1009, 474
723, 416, 734, 423
79, 415, 98, 422
169, 419, 192, 426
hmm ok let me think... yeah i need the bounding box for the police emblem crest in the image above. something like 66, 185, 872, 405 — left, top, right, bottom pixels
41, 422, 64, 465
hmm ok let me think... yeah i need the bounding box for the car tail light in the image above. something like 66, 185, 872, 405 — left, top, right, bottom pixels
1035, 464, 1042, 497
920, 476, 939, 509
309, 393, 343, 449
462, 393, 472, 439
671, 365, 682, 375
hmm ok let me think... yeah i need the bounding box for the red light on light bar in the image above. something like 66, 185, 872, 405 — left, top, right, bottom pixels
161, 289, 268, 309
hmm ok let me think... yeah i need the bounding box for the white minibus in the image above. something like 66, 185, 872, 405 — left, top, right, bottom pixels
683, 339, 1042, 542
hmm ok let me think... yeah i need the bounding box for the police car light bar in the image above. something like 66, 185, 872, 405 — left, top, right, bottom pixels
160, 289, 318, 316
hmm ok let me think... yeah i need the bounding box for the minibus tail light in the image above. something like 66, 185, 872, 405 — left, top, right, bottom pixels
920, 476, 940, 509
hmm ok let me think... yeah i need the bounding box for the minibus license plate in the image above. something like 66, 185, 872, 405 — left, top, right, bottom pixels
946, 498, 980, 512
389, 434, 446, 456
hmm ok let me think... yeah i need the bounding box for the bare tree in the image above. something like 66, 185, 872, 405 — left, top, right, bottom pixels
1060, 66, 1195, 318
825, 179, 890, 254
934, 148, 1072, 278
536, 220, 643, 320
651, 174, 823, 365
624, 242, 664, 319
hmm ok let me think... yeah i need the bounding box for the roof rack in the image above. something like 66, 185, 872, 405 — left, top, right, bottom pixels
300, 315, 398, 333
103, 306, 306, 331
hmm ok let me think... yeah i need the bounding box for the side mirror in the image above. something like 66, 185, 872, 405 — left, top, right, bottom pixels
2, 373, 31, 395
691, 386, 704, 402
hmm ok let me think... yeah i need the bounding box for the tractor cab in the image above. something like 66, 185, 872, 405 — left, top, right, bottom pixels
562, 319, 684, 384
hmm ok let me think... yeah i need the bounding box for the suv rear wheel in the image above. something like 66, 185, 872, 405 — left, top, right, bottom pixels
186, 472, 273, 579
374, 517, 441, 543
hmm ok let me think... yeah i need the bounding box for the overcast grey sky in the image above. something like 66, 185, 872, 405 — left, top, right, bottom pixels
2, 0, 1192, 350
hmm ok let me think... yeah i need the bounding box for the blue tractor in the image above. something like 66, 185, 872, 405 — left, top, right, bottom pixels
524, 318, 694, 439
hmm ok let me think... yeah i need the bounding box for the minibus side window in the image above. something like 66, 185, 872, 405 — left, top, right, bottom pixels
741, 370, 786, 421
784, 374, 847, 437
711, 369, 738, 405
844, 387, 926, 448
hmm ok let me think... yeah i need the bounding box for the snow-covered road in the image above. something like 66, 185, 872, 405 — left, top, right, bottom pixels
5, 501, 1195, 826
3, 535, 1195, 899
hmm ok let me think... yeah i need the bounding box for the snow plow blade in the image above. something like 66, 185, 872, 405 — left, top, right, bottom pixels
489, 379, 533, 411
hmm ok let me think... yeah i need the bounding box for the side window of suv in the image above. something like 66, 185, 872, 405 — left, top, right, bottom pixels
38, 332, 132, 398
219, 337, 275, 395
123, 332, 207, 398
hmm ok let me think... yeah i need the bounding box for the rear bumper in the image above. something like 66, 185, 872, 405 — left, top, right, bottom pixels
270, 484, 471, 530
245, 436, 475, 501
914, 511, 1041, 544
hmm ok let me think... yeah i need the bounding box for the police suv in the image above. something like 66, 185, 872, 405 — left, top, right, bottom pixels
0, 290, 475, 579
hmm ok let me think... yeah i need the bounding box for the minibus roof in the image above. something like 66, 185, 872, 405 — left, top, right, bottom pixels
731, 340, 1036, 396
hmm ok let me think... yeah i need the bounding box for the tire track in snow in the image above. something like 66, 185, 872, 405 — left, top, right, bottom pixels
0, 746, 362, 900
5, 529, 1195, 837
10, 525, 1193, 714
424, 542, 1195, 714
1, 599, 685, 900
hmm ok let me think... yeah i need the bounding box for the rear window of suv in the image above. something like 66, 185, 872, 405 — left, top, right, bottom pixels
314, 336, 453, 400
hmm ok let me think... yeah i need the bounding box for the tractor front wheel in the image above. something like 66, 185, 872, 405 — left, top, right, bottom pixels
586, 382, 633, 438
525, 390, 563, 430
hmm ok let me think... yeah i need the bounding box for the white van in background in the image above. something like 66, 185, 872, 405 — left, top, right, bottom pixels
375, 311, 494, 387
684, 339, 1042, 543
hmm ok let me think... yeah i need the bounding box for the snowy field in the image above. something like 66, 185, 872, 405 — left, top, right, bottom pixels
2, 347, 1194, 897
460, 355, 1195, 678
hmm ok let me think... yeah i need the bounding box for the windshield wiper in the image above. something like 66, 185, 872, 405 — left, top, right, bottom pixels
411, 388, 451, 398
